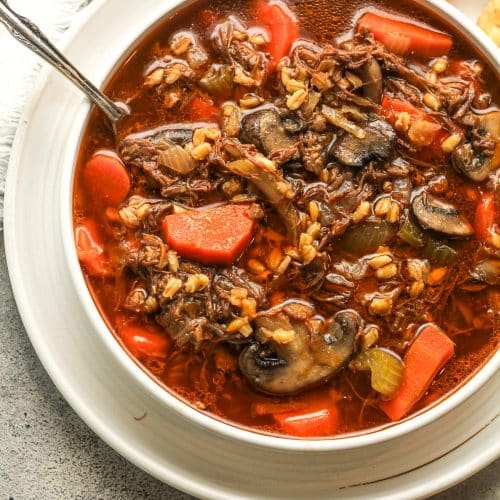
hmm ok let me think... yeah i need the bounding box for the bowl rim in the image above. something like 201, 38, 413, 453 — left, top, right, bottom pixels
58, 0, 500, 452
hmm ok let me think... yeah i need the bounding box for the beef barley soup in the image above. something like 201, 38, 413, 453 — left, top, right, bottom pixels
73, 0, 499, 437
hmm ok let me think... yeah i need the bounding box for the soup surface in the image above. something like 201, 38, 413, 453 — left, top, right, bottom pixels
74, 0, 499, 437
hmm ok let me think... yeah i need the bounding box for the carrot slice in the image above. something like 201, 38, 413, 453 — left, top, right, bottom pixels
254, 0, 299, 69
162, 204, 256, 266
380, 324, 455, 421
120, 324, 171, 360
357, 11, 452, 58
83, 153, 131, 207
189, 95, 220, 122
75, 219, 110, 277
381, 96, 447, 155
381, 96, 429, 120
274, 405, 340, 437
474, 193, 497, 242
449, 60, 471, 77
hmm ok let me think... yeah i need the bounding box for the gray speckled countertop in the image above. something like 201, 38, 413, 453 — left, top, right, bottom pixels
0, 233, 498, 499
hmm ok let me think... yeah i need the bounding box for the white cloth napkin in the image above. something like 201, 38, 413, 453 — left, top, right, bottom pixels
0, 0, 91, 228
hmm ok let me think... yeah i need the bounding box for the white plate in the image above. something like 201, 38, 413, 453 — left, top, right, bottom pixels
4, 0, 499, 498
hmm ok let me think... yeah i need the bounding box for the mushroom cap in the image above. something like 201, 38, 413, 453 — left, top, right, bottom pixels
412, 191, 474, 238
241, 107, 296, 155
239, 309, 360, 395
330, 118, 396, 168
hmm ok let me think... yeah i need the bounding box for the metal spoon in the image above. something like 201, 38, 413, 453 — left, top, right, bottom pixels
0, 0, 128, 126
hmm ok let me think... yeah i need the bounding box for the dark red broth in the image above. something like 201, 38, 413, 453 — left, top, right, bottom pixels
73, 0, 499, 437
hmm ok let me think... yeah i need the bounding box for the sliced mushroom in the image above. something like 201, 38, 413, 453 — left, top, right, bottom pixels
239, 308, 360, 395
329, 118, 396, 167
471, 259, 500, 285
360, 57, 383, 104
481, 110, 500, 140
452, 143, 493, 182
452, 111, 500, 182
412, 192, 474, 237
282, 114, 308, 135
241, 108, 296, 154
151, 125, 194, 145
224, 158, 300, 244
125, 124, 194, 146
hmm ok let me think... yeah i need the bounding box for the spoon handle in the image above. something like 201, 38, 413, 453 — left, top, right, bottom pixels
0, 1, 127, 123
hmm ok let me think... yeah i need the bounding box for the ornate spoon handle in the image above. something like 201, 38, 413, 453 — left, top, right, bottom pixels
0, 0, 127, 124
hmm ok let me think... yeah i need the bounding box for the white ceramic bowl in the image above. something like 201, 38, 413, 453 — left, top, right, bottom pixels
5, 0, 499, 497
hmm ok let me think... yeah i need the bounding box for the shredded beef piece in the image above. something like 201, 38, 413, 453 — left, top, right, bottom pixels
119, 134, 229, 203
119, 138, 158, 168
119, 196, 171, 229
145, 263, 266, 350
471, 122, 496, 156
291, 44, 323, 70
212, 17, 267, 84
287, 252, 330, 291
231, 42, 263, 73
328, 175, 374, 217
380, 51, 432, 94
161, 177, 223, 201
386, 78, 422, 106
300, 131, 329, 175
323, 36, 374, 69
382, 267, 462, 337
124, 285, 159, 314
137, 234, 169, 269
269, 146, 299, 166
119, 137, 178, 188
312, 271, 355, 308
157, 299, 209, 349
214, 267, 266, 304
436, 78, 475, 120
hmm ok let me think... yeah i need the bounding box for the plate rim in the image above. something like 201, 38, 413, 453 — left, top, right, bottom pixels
3, 0, 500, 497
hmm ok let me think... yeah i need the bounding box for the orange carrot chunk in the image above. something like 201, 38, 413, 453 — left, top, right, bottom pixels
254, 0, 299, 69
474, 193, 496, 242
380, 324, 455, 421
189, 95, 220, 122
381, 96, 447, 154
75, 219, 110, 277
83, 153, 131, 207
274, 405, 340, 437
162, 204, 255, 266
120, 324, 171, 360
381, 96, 430, 120
357, 12, 452, 58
